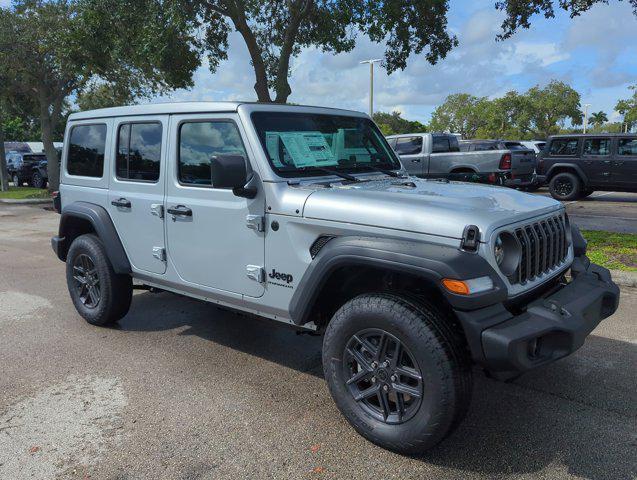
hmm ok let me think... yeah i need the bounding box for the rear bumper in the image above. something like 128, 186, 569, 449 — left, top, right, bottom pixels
505, 172, 538, 187
455, 256, 619, 378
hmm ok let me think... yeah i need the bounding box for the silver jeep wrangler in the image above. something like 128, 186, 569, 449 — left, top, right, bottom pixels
52, 102, 619, 453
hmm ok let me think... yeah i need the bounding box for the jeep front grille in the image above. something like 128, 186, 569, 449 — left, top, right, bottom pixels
512, 214, 569, 285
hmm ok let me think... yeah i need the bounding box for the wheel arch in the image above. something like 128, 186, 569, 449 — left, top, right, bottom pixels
288, 236, 507, 328
55, 202, 131, 274
546, 163, 589, 186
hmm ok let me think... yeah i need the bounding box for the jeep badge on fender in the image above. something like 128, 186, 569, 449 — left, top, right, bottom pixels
51, 102, 620, 455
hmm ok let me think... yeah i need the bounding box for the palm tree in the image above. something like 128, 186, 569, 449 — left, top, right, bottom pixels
589, 111, 608, 128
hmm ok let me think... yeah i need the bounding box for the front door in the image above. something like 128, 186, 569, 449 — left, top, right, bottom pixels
394, 136, 424, 175
581, 136, 612, 186
165, 114, 265, 297
108, 116, 167, 274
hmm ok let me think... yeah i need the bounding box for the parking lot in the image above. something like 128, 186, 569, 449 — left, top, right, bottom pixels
0, 203, 635, 480
536, 190, 637, 233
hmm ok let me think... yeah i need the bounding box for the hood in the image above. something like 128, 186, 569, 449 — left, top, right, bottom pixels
302, 177, 562, 240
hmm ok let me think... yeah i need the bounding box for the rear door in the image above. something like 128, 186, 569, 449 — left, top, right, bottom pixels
393, 136, 425, 175
581, 137, 612, 186
614, 137, 637, 188
108, 116, 168, 275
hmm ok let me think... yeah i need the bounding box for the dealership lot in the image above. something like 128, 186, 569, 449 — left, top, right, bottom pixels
0, 204, 635, 480
536, 190, 637, 233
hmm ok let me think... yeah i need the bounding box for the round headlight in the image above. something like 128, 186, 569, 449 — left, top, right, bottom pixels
493, 232, 521, 277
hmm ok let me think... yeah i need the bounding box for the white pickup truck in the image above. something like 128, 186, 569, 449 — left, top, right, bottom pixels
387, 133, 537, 187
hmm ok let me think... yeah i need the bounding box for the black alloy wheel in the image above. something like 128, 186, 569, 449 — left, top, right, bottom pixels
344, 329, 423, 424
554, 177, 574, 197
72, 253, 101, 309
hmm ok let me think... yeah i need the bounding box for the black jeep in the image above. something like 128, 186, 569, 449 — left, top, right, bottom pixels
538, 134, 637, 201
8, 152, 49, 188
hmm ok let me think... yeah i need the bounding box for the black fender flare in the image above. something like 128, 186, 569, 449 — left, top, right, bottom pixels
545, 163, 589, 185
55, 201, 131, 274
288, 236, 507, 326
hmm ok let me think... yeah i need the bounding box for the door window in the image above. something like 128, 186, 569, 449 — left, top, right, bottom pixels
548, 138, 578, 156
178, 121, 247, 187
618, 138, 637, 156
116, 122, 162, 182
394, 136, 423, 155
67, 124, 107, 177
583, 138, 611, 156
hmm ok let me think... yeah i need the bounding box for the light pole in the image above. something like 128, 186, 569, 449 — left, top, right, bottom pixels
360, 59, 382, 117
583, 103, 591, 134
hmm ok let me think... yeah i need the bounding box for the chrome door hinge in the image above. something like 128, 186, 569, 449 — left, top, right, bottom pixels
151, 204, 164, 219
246, 214, 264, 232
152, 247, 166, 261
246, 265, 265, 283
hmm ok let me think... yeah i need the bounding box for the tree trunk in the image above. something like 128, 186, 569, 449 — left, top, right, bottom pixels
230, 15, 272, 102
40, 114, 60, 191
0, 122, 9, 192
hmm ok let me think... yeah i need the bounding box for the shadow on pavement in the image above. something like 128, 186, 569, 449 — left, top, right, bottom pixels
119, 291, 637, 480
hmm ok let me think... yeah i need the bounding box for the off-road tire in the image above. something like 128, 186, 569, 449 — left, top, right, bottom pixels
322, 293, 473, 454
66, 234, 132, 326
549, 172, 581, 201
31, 171, 46, 189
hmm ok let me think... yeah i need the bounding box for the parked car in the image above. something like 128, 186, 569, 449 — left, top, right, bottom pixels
459, 139, 538, 187
518, 140, 546, 154
7, 152, 49, 188
538, 134, 637, 200
51, 102, 619, 454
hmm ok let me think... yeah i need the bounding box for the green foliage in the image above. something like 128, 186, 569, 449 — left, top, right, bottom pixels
0, 186, 51, 199
430, 81, 582, 140
495, 1, 637, 40
615, 84, 637, 132
589, 111, 608, 127
373, 111, 426, 136
429, 93, 489, 139
582, 230, 637, 272
75, 83, 137, 111
196, 0, 457, 103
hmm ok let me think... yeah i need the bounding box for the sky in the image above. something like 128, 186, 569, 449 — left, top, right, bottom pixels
3, 0, 636, 123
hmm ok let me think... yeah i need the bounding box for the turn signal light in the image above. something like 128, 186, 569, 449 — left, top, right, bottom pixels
442, 279, 470, 295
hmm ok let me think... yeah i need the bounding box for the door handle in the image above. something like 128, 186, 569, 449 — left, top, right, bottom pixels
603, 160, 611, 165
167, 205, 192, 217
411, 159, 421, 163
111, 198, 131, 208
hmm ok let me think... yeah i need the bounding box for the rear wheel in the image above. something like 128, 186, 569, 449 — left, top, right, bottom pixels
31, 171, 46, 189
549, 172, 581, 201
66, 234, 132, 326
322, 294, 472, 454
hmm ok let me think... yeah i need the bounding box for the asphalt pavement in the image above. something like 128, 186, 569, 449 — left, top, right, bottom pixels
534, 190, 637, 233
0, 204, 635, 480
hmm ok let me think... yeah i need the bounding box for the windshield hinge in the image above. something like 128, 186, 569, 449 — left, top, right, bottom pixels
246, 214, 265, 232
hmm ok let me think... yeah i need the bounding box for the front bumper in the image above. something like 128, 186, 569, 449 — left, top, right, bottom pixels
455, 256, 619, 378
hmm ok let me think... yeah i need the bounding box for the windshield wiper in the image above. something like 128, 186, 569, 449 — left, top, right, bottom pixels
365, 165, 405, 178
297, 166, 360, 182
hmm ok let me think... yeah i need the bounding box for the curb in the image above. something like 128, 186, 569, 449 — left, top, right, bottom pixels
610, 270, 637, 288
0, 198, 53, 205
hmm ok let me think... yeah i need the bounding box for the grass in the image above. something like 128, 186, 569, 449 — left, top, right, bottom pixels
581, 230, 637, 272
0, 186, 50, 200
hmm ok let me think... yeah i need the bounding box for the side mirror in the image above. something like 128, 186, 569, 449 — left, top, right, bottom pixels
210, 155, 257, 199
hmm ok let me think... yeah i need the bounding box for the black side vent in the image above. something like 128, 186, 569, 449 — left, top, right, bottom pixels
310, 235, 335, 258
461, 225, 480, 252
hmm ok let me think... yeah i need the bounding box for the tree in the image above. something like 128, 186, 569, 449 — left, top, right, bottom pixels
0, 0, 201, 190
589, 111, 608, 128
75, 82, 137, 112
373, 111, 427, 136
429, 93, 489, 139
196, 0, 458, 103
514, 80, 582, 139
496, 0, 637, 40
474, 91, 526, 139
616, 85, 637, 132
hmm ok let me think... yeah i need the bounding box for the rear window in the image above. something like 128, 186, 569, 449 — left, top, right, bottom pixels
618, 138, 637, 156
116, 122, 162, 182
394, 136, 422, 155
67, 124, 107, 177
505, 142, 526, 150
549, 138, 578, 156
432, 135, 459, 153
583, 138, 611, 156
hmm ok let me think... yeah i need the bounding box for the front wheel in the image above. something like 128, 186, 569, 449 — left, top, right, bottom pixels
322, 294, 472, 454
31, 171, 46, 189
66, 234, 132, 326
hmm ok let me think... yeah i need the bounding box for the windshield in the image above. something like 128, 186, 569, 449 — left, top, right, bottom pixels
251, 112, 401, 178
